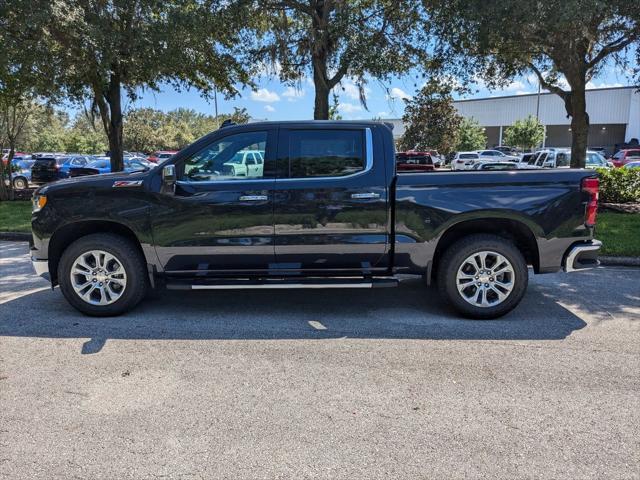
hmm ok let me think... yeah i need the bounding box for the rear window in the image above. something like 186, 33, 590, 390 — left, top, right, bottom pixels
287, 129, 365, 178
459, 153, 478, 159
397, 155, 431, 165
627, 150, 640, 159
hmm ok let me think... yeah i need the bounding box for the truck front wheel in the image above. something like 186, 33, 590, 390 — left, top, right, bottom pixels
58, 233, 148, 316
437, 234, 528, 319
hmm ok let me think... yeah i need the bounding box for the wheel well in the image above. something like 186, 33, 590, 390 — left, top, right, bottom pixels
431, 218, 540, 279
48, 221, 144, 284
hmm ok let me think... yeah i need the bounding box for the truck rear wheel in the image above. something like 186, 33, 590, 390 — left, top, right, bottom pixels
437, 234, 528, 319
58, 233, 148, 316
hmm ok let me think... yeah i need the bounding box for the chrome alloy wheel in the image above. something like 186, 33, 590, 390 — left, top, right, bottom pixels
70, 250, 127, 305
456, 251, 515, 308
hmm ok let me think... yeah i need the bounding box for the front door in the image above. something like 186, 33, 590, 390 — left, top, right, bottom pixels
152, 128, 277, 274
272, 126, 389, 275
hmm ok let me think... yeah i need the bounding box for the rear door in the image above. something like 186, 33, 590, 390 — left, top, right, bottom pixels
271, 126, 389, 275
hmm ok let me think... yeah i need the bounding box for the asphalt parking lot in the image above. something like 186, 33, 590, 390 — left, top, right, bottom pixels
1, 240, 639, 479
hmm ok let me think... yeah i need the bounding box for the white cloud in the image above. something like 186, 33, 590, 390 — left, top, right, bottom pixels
264, 105, 275, 112
250, 88, 280, 103
387, 87, 411, 101
282, 86, 305, 101
337, 102, 362, 113
376, 111, 390, 118
515, 90, 530, 95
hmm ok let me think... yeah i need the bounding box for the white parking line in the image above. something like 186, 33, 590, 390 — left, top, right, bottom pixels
308, 320, 327, 330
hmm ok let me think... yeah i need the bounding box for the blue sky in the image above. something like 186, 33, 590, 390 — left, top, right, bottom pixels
128, 65, 636, 121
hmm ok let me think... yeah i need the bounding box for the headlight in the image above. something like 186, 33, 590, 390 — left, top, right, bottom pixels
32, 194, 47, 213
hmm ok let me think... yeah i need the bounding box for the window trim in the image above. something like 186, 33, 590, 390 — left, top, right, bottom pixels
280, 127, 373, 182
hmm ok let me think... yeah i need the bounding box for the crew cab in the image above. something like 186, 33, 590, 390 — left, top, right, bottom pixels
30, 121, 601, 319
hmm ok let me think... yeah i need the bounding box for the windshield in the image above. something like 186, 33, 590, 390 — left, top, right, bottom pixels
226, 153, 245, 164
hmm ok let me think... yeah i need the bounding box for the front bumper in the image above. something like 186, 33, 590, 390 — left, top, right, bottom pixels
31, 256, 49, 279
563, 240, 602, 273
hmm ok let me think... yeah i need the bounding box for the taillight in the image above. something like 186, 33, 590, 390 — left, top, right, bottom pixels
582, 177, 599, 226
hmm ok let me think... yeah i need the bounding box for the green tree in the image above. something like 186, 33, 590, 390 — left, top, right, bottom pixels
64, 113, 108, 154
398, 81, 461, 154
328, 93, 343, 120
456, 117, 486, 151
256, 0, 429, 119
425, 0, 640, 167
36, 0, 252, 171
0, 0, 58, 199
503, 116, 546, 151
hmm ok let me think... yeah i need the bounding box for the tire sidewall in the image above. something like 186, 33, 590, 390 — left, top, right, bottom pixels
58, 234, 147, 316
439, 236, 528, 319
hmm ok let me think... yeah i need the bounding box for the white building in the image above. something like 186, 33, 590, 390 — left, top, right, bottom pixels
386, 86, 640, 153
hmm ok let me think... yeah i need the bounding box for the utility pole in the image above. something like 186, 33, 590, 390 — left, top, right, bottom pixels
214, 87, 219, 128
535, 80, 541, 120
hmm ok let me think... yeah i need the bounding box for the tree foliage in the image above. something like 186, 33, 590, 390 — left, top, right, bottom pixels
28, 0, 254, 171
503, 116, 545, 151
456, 117, 486, 151
425, 0, 640, 167
124, 107, 250, 152
255, 0, 429, 119
398, 81, 461, 154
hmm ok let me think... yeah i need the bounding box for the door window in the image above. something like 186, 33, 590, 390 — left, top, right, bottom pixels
287, 129, 365, 178
181, 131, 268, 182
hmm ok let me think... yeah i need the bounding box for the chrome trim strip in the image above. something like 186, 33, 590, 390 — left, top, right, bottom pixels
31, 258, 49, 277
564, 240, 602, 273
191, 283, 373, 290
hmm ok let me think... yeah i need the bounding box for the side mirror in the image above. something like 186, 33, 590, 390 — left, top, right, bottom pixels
162, 165, 176, 186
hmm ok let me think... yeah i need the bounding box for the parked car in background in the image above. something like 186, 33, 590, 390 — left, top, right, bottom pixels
395, 151, 435, 172
451, 151, 480, 170
222, 150, 264, 178
147, 150, 178, 163
69, 157, 154, 177
623, 161, 640, 169
477, 150, 519, 162
471, 161, 519, 171
611, 149, 640, 168
10, 159, 35, 189
31, 156, 70, 185
493, 146, 520, 156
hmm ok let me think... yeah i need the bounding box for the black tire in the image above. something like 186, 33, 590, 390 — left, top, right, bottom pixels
13, 176, 27, 190
58, 233, 148, 316
437, 234, 528, 319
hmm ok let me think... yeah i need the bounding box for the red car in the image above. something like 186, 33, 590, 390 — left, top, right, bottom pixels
611, 149, 640, 168
146, 150, 178, 163
396, 151, 435, 172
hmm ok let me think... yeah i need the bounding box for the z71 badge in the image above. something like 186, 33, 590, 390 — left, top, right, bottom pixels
112, 180, 143, 188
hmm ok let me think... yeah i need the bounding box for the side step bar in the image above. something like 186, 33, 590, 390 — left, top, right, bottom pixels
166, 277, 399, 291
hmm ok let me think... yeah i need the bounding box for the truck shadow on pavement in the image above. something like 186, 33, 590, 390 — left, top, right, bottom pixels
0, 277, 591, 354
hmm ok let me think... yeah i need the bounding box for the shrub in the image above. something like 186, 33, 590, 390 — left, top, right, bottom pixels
596, 167, 640, 203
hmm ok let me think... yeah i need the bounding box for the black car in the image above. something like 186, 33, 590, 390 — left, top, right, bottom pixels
30, 121, 601, 319
30, 155, 91, 184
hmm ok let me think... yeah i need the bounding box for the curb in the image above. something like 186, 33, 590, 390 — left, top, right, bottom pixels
0, 232, 30, 241
599, 256, 640, 267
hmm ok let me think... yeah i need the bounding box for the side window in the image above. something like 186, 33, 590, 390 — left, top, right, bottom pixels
287, 129, 365, 178
181, 131, 268, 182
556, 153, 570, 167
481, 151, 493, 157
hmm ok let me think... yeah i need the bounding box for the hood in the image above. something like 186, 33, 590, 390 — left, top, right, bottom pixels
37, 170, 149, 195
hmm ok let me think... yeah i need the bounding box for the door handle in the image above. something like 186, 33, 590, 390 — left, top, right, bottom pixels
351, 192, 380, 199
239, 195, 268, 201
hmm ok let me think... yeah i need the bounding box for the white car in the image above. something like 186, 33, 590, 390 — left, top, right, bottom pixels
223, 150, 264, 178
452, 151, 480, 170
477, 150, 519, 162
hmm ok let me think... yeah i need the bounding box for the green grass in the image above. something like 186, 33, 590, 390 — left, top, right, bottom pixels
0, 201, 31, 232
0, 200, 638, 257
596, 211, 640, 257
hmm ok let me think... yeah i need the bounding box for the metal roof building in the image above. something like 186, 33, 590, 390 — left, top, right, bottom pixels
386, 86, 640, 153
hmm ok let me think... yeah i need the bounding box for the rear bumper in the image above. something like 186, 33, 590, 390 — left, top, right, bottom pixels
563, 240, 602, 273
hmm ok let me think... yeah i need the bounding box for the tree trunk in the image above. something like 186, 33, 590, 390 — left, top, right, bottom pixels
94, 72, 124, 172
106, 74, 124, 172
313, 77, 330, 120
567, 85, 589, 169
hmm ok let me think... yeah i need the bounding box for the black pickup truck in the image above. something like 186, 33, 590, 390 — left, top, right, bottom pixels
30, 121, 601, 318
